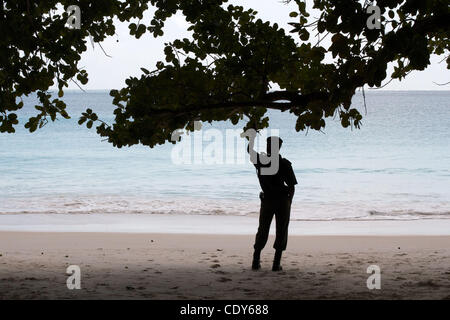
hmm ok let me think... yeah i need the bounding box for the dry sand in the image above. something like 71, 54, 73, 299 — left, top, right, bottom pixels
0, 232, 449, 299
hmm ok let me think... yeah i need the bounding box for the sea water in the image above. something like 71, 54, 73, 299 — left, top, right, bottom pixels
0, 90, 449, 221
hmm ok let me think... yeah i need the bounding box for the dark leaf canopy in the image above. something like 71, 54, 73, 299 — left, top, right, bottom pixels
1, 0, 448, 147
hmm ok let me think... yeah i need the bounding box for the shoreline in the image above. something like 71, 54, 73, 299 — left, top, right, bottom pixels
0, 213, 450, 235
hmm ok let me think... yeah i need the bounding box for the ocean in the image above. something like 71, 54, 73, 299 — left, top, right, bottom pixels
0, 90, 449, 221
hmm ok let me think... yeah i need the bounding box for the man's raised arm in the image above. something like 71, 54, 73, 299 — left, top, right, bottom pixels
242, 129, 258, 165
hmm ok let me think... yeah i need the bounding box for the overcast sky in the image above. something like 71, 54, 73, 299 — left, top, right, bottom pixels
66, 0, 449, 91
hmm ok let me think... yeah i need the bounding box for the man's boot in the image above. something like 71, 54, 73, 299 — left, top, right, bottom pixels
272, 250, 283, 271
252, 249, 261, 270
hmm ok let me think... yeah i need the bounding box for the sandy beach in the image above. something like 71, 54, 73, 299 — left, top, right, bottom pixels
0, 0, 448, 306
1, 231, 449, 300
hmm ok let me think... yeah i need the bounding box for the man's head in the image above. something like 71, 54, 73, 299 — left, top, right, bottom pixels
266, 136, 283, 156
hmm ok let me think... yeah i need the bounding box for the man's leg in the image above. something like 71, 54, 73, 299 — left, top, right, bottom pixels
252, 199, 274, 269
272, 197, 292, 271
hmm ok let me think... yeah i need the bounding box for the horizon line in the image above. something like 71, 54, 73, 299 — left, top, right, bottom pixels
49, 88, 450, 92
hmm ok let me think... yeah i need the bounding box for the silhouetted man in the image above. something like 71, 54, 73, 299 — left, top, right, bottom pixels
248, 136, 297, 271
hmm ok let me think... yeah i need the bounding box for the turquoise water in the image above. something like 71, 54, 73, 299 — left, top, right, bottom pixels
0, 90, 449, 220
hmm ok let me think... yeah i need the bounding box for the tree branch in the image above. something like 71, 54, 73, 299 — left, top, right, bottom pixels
143, 91, 329, 118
